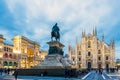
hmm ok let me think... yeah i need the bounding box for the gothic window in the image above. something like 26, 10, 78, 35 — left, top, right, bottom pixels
79, 58, 81, 61
73, 58, 75, 61
106, 56, 108, 60
79, 51, 81, 55
98, 50, 101, 54
98, 57, 101, 61
88, 52, 91, 56
88, 41, 91, 48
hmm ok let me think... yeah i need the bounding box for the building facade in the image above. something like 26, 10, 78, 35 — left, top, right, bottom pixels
39, 50, 48, 61
68, 29, 115, 69
12, 35, 41, 69
0, 35, 17, 68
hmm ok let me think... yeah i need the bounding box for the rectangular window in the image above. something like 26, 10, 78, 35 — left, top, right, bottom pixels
4, 47, 6, 51
7, 47, 8, 52
106, 56, 108, 60
88, 52, 91, 56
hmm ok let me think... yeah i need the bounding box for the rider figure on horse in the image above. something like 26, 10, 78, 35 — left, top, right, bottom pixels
51, 23, 60, 41
52, 23, 59, 33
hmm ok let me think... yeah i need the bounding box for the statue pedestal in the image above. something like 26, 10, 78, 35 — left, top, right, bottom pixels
47, 41, 64, 56
34, 54, 64, 69
32, 41, 66, 69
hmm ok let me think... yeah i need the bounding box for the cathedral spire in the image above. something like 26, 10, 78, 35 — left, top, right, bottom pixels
76, 37, 79, 49
92, 27, 95, 36
102, 33, 104, 42
92, 27, 97, 36
110, 39, 115, 49
82, 28, 85, 37
95, 27, 97, 36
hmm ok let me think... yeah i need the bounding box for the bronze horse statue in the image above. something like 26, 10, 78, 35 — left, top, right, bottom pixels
51, 23, 60, 41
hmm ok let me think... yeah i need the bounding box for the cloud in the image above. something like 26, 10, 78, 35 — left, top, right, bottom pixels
2, 0, 120, 58
0, 28, 14, 44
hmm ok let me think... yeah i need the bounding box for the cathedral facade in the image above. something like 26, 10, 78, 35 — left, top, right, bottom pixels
68, 29, 115, 69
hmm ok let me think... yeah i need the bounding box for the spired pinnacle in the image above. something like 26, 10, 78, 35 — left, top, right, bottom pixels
51, 23, 60, 41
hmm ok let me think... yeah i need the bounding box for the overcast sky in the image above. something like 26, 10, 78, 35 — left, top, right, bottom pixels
0, 0, 120, 59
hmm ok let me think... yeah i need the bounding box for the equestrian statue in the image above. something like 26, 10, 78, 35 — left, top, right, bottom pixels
51, 23, 60, 41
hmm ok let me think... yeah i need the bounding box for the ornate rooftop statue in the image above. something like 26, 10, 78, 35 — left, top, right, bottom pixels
51, 23, 60, 41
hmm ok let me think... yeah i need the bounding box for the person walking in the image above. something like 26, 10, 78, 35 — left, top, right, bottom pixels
14, 69, 18, 80
7, 68, 10, 75
4, 68, 7, 74
0, 68, 2, 75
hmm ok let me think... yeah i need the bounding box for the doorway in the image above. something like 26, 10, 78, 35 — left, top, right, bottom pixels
88, 62, 91, 69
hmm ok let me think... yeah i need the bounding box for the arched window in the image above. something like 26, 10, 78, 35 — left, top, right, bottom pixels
9, 54, 12, 58
3, 61, 8, 66
4, 53, 8, 58
88, 52, 91, 56
88, 41, 91, 48
9, 62, 12, 66
14, 62, 17, 66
